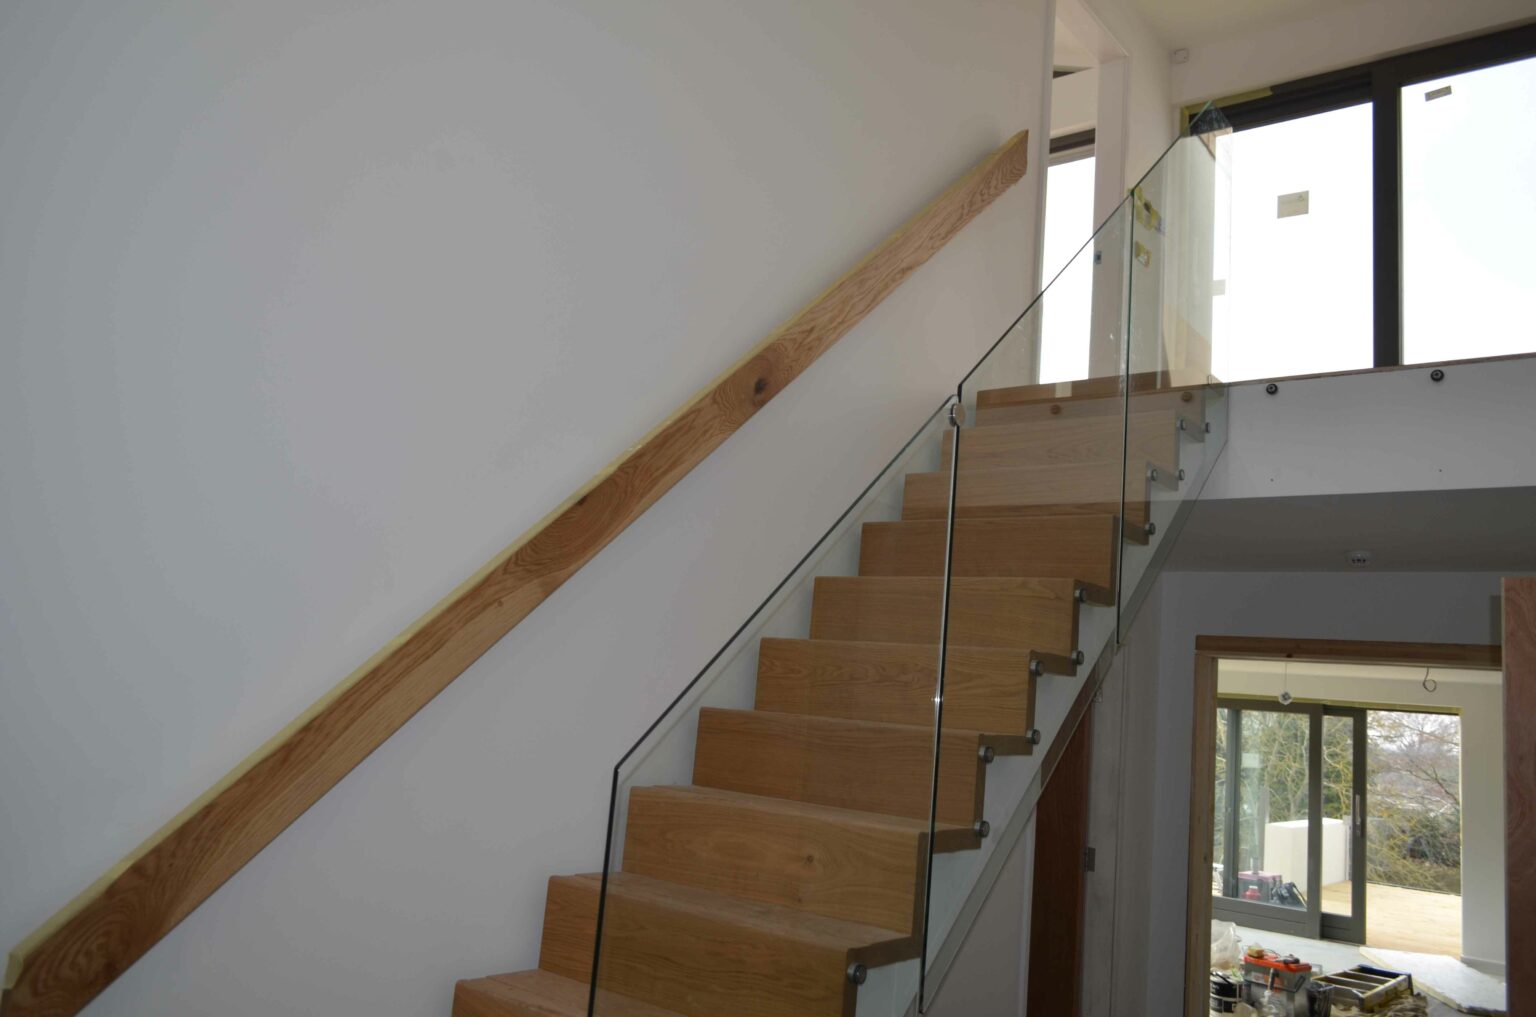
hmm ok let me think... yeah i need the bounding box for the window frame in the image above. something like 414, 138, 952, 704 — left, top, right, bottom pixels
1192, 22, 1536, 368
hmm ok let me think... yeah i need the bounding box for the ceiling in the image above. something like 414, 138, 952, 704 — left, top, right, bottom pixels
1163, 487, 1536, 572
1054, 16, 1098, 72
1220, 659, 1500, 687
1127, 0, 1371, 48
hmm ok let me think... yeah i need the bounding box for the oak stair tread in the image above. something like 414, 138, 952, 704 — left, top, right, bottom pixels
900, 462, 1155, 532
809, 575, 1082, 657
582, 871, 915, 949
857, 514, 1118, 588
692, 707, 1006, 825
755, 637, 1037, 735
454, 969, 684, 1017
629, 783, 971, 840
938, 413, 1180, 474
623, 784, 965, 933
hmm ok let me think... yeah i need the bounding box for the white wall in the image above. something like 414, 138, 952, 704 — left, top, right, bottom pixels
1220, 662, 1506, 967
1170, 0, 1536, 105
925, 820, 1035, 1017
1052, 67, 1099, 137
1204, 357, 1536, 501
0, 3, 1053, 1013
1084, 0, 1177, 219
1135, 570, 1514, 1014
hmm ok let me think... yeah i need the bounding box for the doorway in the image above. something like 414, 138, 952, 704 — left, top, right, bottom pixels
1183, 638, 1507, 1017
1210, 700, 1368, 944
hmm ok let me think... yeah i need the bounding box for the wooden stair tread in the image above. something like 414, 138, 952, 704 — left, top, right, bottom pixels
631, 783, 969, 839
901, 463, 1152, 528
454, 969, 684, 1017
624, 784, 968, 935
938, 413, 1179, 473
755, 638, 1037, 736
575, 871, 913, 951
809, 575, 1080, 657
858, 514, 1118, 588
692, 707, 996, 825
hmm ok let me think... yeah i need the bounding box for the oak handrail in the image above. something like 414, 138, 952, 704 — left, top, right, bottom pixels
0, 129, 1029, 1017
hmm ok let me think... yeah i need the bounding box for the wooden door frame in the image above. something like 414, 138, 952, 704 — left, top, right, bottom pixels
1182, 636, 1505, 1017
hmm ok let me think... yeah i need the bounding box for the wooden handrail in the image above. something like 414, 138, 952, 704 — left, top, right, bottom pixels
0, 129, 1029, 1017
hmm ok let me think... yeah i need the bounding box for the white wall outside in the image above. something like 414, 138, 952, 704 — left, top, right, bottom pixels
0, 2, 1053, 1013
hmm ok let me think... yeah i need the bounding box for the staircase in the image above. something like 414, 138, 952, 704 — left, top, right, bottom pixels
455, 112, 1231, 1017
454, 381, 1216, 1017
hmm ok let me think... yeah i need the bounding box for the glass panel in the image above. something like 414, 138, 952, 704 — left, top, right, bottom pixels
589, 404, 951, 1017
1212, 103, 1373, 382
1322, 713, 1355, 917
921, 198, 1133, 1007
1117, 110, 1231, 636
1365, 709, 1463, 956
1212, 706, 1229, 898
1040, 154, 1098, 383
1402, 54, 1536, 364
1223, 709, 1310, 911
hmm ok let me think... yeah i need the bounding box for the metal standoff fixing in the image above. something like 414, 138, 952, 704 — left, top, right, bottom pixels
1431, 368, 1446, 382
1144, 521, 1157, 537
1074, 586, 1087, 602
847, 963, 868, 985
1148, 467, 1159, 482
1028, 659, 1045, 677
948, 401, 967, 427
1026, 728, 1042, 745
1265, 382, 1279, 395
978, 744, 996, 764
1178, 417, 1188, 432
974, 820, 991, 839
1178, 468, 1187, 481
1204, 420, 1212, 434
1072, 649, 1086, 665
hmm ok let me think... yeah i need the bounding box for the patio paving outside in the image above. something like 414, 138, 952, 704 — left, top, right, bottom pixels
1322, 880, 1462, 956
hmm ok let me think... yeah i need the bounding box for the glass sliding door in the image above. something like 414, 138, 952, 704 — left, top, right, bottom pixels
1212, 699, 1370, 941
1212, 700, 1320, 936
1320, 707, 1366, 943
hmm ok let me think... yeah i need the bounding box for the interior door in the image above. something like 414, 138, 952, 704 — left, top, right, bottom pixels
1211, 700, 1322, 938
1319, 707, 1367, 944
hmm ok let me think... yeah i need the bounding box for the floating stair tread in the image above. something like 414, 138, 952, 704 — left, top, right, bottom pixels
858, 515, 1117, 588
692, 707, 992, 825
975, 386, 1207, 427
624, 784, 959, 934
454, 970, 685, 1017
901, 463, 1152, 526
570, 871, 913, 953
630, 783, 967, 839
755, 638, 1036, 736
809, 575, 1079, 657
938, 413, 1179, 473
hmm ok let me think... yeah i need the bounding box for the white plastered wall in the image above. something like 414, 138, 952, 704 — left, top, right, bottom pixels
0, 2, 1055, 1013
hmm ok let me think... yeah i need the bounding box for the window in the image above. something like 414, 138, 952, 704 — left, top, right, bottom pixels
1402, 54, 1536, 364
1204, 23, 1536, 375
1214, 104, 1374, 382
1039, 136, 1095, 383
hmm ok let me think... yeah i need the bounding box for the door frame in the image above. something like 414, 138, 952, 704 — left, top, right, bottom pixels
1182, 637, 1504, 1017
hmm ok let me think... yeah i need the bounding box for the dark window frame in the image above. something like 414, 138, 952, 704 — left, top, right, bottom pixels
1202, 22, 1536, 367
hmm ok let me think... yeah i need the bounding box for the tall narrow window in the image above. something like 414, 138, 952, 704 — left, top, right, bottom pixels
1038, 152, 1096, 383
1214, 104, 1374, 382
1401, 54, 1536, 364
